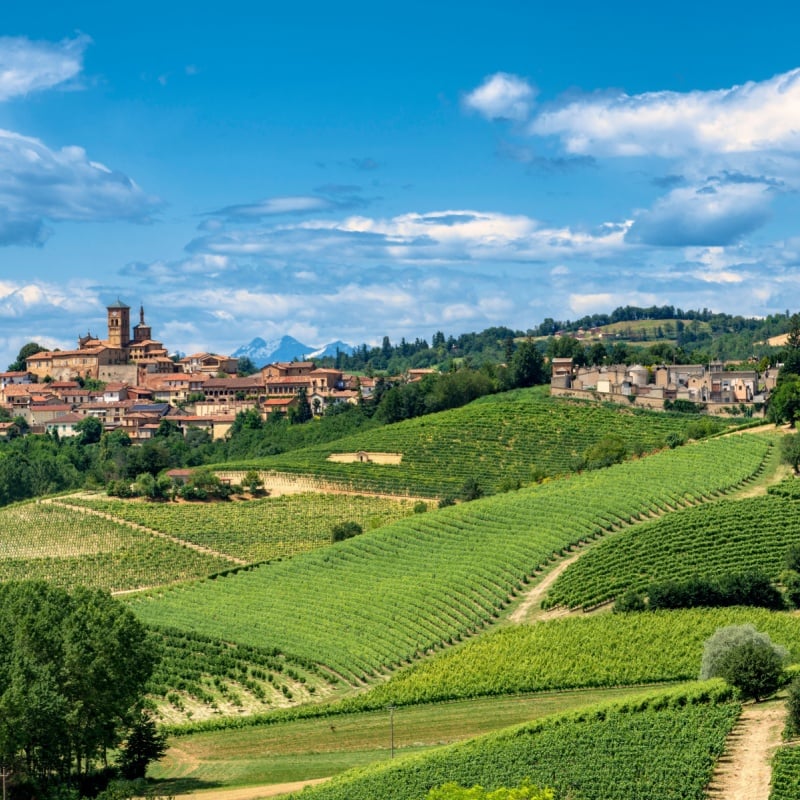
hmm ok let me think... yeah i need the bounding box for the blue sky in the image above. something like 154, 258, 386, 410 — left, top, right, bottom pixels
1, 1, 800, 367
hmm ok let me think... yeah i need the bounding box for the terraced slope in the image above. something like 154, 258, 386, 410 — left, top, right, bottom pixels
545, 495, 800, 609
127, 435, 771, 683
0, 500, 232, 590
223, 387, 731, 497
286, 683, 739, 800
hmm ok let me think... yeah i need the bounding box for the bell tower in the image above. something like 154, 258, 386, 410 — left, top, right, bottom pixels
107, 299, 131, 349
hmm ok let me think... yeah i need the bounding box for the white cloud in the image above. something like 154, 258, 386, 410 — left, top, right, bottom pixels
463, 72, 536, 122
0, 129, 161, 244
531, 67, 800, 157
0, 34, 89, 101
626, 181, 772, 246
188, 209, 629, 267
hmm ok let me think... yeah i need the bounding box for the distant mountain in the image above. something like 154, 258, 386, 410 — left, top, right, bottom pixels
233, 336, 354, 368
307, 340, 354, 359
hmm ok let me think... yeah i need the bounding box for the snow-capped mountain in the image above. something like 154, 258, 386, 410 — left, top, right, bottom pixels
232, 336, 353, 368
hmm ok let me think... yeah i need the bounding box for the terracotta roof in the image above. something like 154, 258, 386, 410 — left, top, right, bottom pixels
265, 376, 312, 385
47, 413, 84, 424
203, 376, 263, 389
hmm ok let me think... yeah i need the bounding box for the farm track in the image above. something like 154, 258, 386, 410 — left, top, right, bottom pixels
707, 699, 785, 800
179, 779, 329, 800
45, 497, 247, 566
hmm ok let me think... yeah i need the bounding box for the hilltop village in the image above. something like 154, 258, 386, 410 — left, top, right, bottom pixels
550, 358, 777, 414
0, 301, 383, 441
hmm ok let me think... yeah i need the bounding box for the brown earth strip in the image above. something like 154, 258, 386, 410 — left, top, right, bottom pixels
707, 700, 785, 800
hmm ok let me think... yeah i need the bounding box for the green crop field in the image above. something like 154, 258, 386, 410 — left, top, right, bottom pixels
352, 607, 800, 709
286, 682, 739, 800
150, 686, 662, 789
545, 495, 800, 609
126, 434, 771, 683
0, 500, 233, 590
60, 493, 417, 564
222, 387, 733, 497
770, 746, 800, 800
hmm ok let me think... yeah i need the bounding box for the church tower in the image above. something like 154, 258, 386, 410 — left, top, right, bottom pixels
133, 305, 152, 342
107, 299, 131, 349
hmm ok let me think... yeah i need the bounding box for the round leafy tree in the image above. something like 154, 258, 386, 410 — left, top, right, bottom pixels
700, 624, 788, 701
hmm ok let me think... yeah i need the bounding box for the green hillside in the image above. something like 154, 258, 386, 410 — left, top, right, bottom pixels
354, 607, 800, 709
286, 682, 738, 800
545, 495, 800, 609
222, 387, 732, 497
126, 434, 771, 683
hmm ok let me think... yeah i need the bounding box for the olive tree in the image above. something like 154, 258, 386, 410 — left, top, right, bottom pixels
700, 624, 787, 701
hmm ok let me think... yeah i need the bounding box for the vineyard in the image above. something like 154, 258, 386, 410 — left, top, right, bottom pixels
126, 434, 771, 683
350, 607, 800, 709
147, 627, 341, 723
544, 495, 800, 609
222, 387, 733, 497
59, 493, 417, 564
286, 682, 740, 800
0, 501, 232, 591
770, 746, 800, 800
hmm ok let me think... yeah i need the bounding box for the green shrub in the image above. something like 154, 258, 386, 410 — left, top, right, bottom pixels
331, 521, 363, 543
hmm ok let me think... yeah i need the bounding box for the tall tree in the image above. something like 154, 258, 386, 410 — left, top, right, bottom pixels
0, 582, 157, 790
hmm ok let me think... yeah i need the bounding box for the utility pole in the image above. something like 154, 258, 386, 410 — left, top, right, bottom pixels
387, 705, 396, 759
0, 763, 11, 800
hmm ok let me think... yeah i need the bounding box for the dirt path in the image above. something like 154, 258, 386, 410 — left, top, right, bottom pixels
707, 700, 785, 800
508, 552, 583, 623
45, 498, 247, 566
178, 778, 329, 800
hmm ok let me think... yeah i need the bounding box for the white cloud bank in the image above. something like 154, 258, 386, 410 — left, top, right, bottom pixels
0, 34, 89, 101
530, 67, 800, 157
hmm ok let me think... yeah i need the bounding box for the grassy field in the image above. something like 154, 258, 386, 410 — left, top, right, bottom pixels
149, 685, 681, 791
221, 387, 734, 497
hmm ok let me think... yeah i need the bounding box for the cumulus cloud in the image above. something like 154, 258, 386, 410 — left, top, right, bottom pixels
0, 35, 163, 247
626, 180, 773, 246
530, 67, 800, 157
0, 129, 161, 244
0, 34, 89, 101
463, 72, 536, 122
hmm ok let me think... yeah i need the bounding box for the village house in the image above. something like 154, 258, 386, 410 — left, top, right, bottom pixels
178, 353, 239, 375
